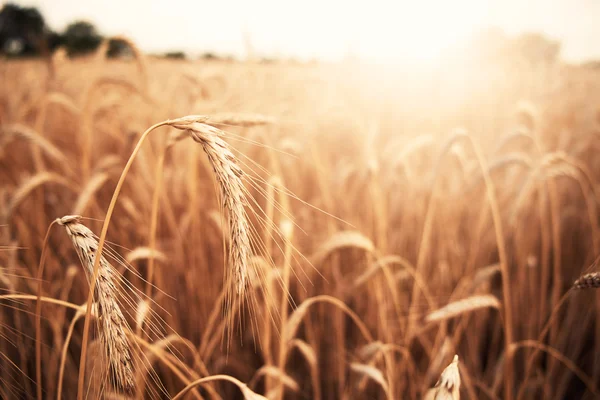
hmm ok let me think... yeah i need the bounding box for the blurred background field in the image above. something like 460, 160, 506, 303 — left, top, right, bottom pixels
2, 1, 600, 399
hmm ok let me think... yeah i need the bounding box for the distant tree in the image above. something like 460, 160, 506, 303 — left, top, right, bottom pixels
164, 51, 187, 59
106, 38, 133, 58
63, 21, 102, 56
583, 60, 600, 69
260, 57, 276, 64
47, 31, 65, 52
0, 3, 47, 56
200, 52, 217, 60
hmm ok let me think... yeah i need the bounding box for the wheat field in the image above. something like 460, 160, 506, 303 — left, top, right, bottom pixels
1, 47, 600, 399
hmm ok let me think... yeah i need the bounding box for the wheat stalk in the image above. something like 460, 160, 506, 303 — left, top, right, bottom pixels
56, 215, 134, 391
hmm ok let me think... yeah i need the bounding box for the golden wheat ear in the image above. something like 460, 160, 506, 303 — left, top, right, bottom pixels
573, 272, 600, 289
56, 215, 135, 392
424, 355, 460, 400
167, 118, 251, 296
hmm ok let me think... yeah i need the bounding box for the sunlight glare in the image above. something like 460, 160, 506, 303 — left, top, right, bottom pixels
342, 0, 491, 63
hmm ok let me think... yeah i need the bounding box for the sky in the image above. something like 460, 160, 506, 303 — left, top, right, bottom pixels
7, 0, 600, 62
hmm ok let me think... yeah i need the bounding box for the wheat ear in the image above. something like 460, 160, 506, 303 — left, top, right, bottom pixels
168, 118, 250, 294
425, 355, 461, 400
57, 215, 134, 391
573, 272, 600, 289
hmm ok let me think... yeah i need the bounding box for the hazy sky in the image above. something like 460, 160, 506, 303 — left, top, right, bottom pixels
8, 0, 600, 62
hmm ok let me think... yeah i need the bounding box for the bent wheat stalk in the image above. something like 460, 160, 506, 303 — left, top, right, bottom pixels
425, 295, 501, 324
76, 115, 252, 399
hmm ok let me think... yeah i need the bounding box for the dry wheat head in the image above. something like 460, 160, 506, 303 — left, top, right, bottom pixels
57, 215, 135, 391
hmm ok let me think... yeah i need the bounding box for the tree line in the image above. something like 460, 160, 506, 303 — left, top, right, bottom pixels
0, 3, 182, 59
0, 3, 572, 65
